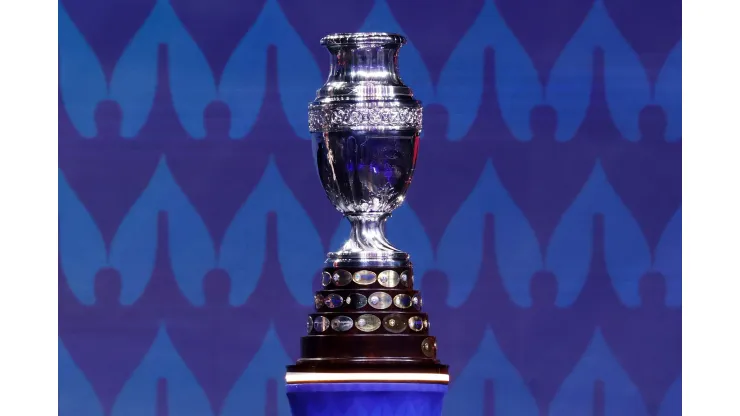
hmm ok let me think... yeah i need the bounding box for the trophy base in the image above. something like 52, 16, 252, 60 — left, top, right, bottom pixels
292, 259, 449, 403
295, 262, 448, 370
287, 358, 449, 377
286, 382, 447, 416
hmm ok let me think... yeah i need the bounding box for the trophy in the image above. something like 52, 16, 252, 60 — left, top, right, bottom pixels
286, 33, 448, 415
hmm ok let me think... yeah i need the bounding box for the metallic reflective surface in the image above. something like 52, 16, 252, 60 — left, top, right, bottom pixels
345, 293, 368, 309
368, 292, 393, 310
310, 33, 422, 268
383, 314, 408, 333
355, 314, 381, 332
378, 270, 401, 288
321, 271, 332, 287
311, 33, 418, 113
412, 295, 423, 311
393, 294, 412, 309
331, 316, 354, 332
324, 294, 344, 309
313, 316, 330, 333
409, 316, 424, 332
332, 269, 353, 286
352, 270, 377, 285
400, 271, 410, 287
421, 337, 436, 358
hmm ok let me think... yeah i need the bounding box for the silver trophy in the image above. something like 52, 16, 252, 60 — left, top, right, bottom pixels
287, 33, 447, 393
309, 32, 422, 270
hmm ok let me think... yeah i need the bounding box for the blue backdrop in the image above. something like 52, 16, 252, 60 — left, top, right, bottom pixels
58, 0, 682, 414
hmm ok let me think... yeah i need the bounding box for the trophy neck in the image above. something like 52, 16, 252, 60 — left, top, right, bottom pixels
315, 33, 415, 104
327, 213, 410, 269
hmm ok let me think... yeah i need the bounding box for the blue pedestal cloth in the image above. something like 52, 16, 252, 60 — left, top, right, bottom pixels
286, 382, 448, 416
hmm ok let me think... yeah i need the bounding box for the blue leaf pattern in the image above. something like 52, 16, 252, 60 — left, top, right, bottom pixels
59, 170, 107, 305
653, 208, 681, 307
550, 330, 650, 416
547, 163, 651, 307
221, 326, 292, 416
109, 160, 176, 305
220, 157, 322, 306
134, 159, 217, 306
110, 0, 217, 138
59, 339, 105, 416
657, 378, 681, 416
58, 3, 108, 138
444, 328, 539, 415
437, 0, 540, 141
438, 161, 542, 307
546, 4, 601, 142
594, 1, 651, 142
111, 327, 214, 416
655, 42, 682, 142
220, 0, 320, 139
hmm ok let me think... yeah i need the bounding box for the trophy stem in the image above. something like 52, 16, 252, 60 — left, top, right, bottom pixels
339, 213, 401, 255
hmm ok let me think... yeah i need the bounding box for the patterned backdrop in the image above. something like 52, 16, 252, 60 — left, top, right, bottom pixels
58, 0, 682, 414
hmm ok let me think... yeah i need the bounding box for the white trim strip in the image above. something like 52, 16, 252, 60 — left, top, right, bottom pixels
285, 372, 449, 384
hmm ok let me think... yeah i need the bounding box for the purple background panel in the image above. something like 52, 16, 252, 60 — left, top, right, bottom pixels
58, 0, 682, 414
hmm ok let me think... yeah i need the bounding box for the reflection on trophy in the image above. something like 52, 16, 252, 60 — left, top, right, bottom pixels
286, 33, 448, 415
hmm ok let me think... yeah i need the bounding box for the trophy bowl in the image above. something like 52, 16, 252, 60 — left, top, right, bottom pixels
309, 33, 422, 268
